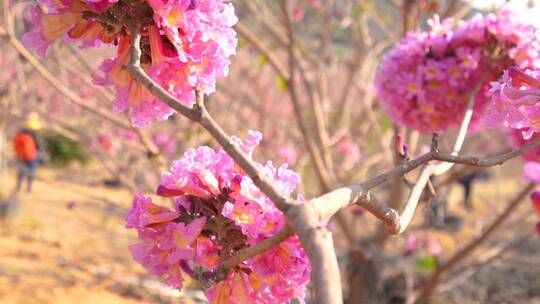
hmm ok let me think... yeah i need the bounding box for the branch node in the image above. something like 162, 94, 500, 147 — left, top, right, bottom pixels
384, 208, 401, 235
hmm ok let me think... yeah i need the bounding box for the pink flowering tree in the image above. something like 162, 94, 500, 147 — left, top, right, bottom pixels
3, 0, 540, 303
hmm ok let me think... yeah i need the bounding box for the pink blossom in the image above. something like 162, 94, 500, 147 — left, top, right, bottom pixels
162, 217, 206, 263
125, 194, 206, 291
350, 205, 365, 216
126, 132, 310, 303
338, 139, 361, 164
376, 9, 540, 133
116, 129, 139, 142
488, 67, 540, 139
125, 191, 178, 230
403, 235, 421, 256
426, 236, 442, 257
205, 271, 258, 304
524, 162, 540, 184
152, 132, 177, 156
278, 144, 299, 165
22, 2, 114, 57
195, 236, 221, 269
402, 235, 442, 257
96, 133, 116, 156
395, 134, 408, 157
94, 36, 177, 128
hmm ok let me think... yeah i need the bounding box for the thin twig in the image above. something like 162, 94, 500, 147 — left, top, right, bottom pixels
219, 225, 294, 270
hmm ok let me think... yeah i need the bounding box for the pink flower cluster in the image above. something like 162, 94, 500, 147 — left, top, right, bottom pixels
277, 144, 299, 166
402, 234, 441, 257
152, 132, 177, 156
23, 0, 238, 128
125, 131, 311, 303
488, 67, 540, 139
375, 9, 540, 133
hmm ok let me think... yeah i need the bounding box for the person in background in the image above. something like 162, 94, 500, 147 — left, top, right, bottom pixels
13, 113, 44, 193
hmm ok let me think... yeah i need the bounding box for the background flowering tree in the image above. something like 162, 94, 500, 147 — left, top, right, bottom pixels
2, 0, 540, 303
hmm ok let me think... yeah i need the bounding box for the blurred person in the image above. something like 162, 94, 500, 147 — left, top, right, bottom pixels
13, 113, 44, 193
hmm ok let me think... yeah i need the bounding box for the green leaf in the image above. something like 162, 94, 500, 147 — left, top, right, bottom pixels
275, 75, 289, 92
238, 37, 248, 48
378, 114, 392, 133
416, 255, 437, 272
257, 55, 268, 66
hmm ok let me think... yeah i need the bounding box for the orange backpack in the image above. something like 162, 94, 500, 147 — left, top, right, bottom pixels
13, 132, 37, 161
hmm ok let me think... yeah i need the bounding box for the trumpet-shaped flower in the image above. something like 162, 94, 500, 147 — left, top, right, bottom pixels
23, 1, 115, 57
126, 131, 311, 303
488, 67, 540, 139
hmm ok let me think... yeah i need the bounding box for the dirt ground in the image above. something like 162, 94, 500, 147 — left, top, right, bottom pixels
0, 167, 204, 304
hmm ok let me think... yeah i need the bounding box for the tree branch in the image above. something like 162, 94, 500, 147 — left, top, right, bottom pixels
219, 225, 294, 270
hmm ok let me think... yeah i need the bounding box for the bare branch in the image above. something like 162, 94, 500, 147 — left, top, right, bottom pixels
431, 137, 540, 165
219, 226, 294, 270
